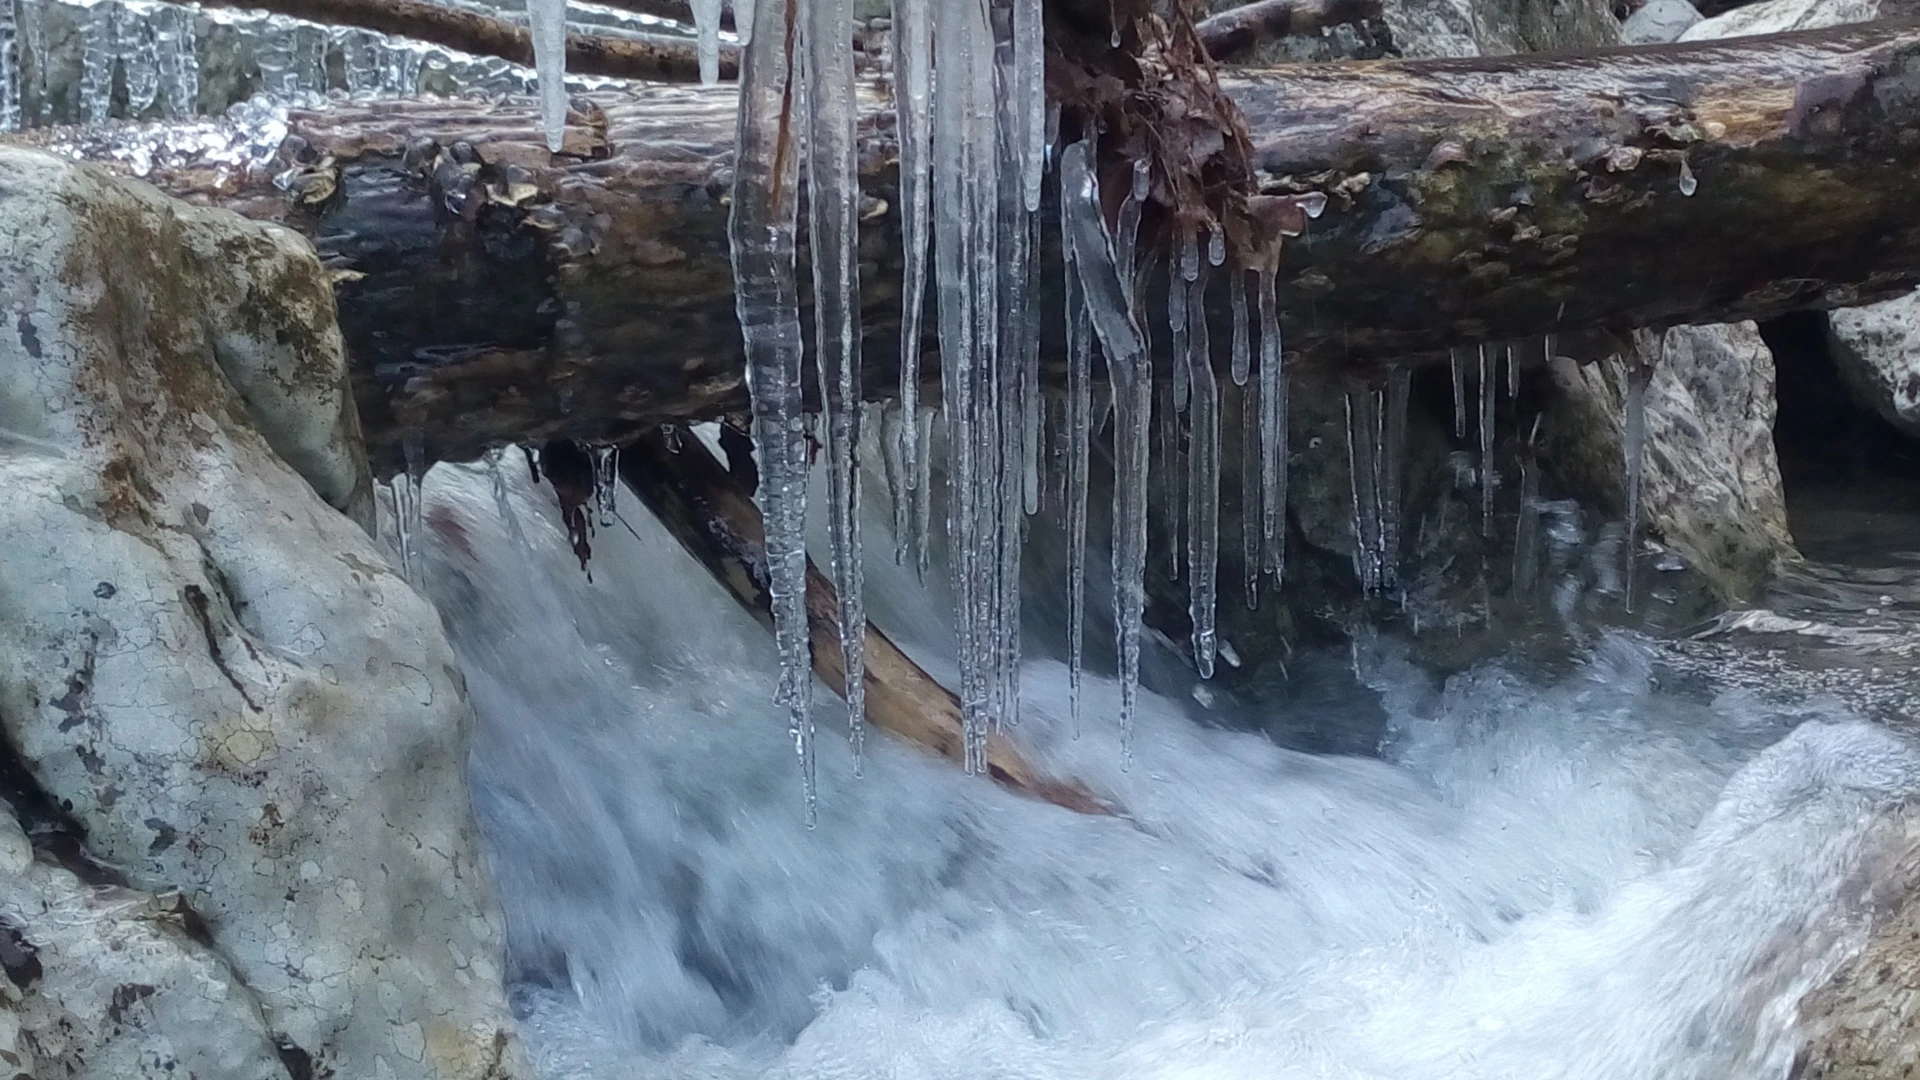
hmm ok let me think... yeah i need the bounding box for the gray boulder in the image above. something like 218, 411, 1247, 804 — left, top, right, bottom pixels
0, 147, 530, 1079
1828, 297, 1920, 439
1620, 0, 1702, 43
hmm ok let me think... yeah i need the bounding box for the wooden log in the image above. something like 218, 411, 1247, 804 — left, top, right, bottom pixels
618, 428, 1109, 815
57, 20, 1920, 468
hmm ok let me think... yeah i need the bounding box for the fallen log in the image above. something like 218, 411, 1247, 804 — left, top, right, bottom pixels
55, 20, 1920, 469
619, 427, 1110, 815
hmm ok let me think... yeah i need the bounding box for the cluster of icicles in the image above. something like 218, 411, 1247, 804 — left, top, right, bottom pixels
519, 0, 1656, 817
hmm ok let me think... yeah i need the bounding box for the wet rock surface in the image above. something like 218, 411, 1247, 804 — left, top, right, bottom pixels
0, 147, 528, 1079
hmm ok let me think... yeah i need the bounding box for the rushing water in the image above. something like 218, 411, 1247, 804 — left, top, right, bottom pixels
407, 459, 1920, 1080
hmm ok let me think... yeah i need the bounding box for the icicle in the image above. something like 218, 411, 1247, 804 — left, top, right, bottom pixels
1240, 379, 1260, 610
1186, 265, 1220, 677
155, 6, 199, 119
729, 0, 814, 818
1063, 234, 1094, 737
293, 25, 326, 95
1229, 270, 1250, 386
1158, 381, 1181, 580
1061, 138, 1151, 763
1479, 343, 1496, 537
529, 0, 571, 153
1115, 157, 1147, 295
911, 407, 934, 578
400, 431, 427, 586
1678, 157, 1697, 197
1507, 341, 1520, 398
990, 13, 1031, 740
1512, 417, 1542, 594
806, 0, 867, 771
690, 0, 724, 85
79, 1, 115, 124
1343, 388, 1380, 592
342, 30, 380, 95
1623, 347, 1653, 612
1382, 366, 1410, 592
882, 405, 910, 562
1017, 0, 1045, 212
892, 0, 932, 531
733, 0, 756, 44
1169, 256, 1190, 412
1179, 229, 1200, 282
1207, 221, 1227, 267
0, 0, 17, 133
1450, 346, 1466, 440
485, 447, 531, 549
591, 445, 618, 527
21, 0, 43, 107
1257, 268, 1287, 580
381, 41, 421, 95
1022, 209, 1043, 517
932, 0, 1001, 773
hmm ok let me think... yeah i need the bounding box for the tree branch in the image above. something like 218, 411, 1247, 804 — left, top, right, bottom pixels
1195, 0, 1387, 60
198, 0, 734, 83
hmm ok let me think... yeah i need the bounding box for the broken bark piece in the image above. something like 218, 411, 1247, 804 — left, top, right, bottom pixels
620, 429, 1109, 815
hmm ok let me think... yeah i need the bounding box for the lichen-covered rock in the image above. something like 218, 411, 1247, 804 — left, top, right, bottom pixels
0, 148, 529, 1079
1544, 325, 1795, 599
1827, 294, 1920, 442
1620, 0, 1702, 43
1678, 0, 1874, 40
0, 813, 286, 1079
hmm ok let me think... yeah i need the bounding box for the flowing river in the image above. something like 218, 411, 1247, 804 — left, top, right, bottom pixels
402, 454, 1920, 1080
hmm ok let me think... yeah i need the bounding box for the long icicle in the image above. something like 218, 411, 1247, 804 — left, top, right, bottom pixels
1479, 342, 1497, 537
1623, 342, 1654, 612
806, 0, 867, 772
1187, 263, 1220, 677
1240, 377, 1261, 610
728, 0, 815, 818
1061, 138, 1151, 763
690, 0, 724, 84
892, 0, 932, 566
1064, 224, 1094, 737
1257, 267, 1287, 581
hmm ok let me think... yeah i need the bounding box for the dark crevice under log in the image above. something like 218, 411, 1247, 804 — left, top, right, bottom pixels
620, 429, 1109, 816
68, 20, 1920, 468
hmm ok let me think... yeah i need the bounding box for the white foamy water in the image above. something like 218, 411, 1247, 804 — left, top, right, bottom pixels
410, 462, 1920, 1080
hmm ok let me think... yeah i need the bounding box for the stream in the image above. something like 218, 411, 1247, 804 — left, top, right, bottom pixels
406, 453, 1920, 1080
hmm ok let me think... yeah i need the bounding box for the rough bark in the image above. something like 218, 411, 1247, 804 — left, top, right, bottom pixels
619, 429, 1109, 816
65, 20, 1920, 468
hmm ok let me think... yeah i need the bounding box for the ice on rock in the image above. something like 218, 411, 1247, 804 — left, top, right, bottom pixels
154, 5, 199, 118
529, 0, 571, 152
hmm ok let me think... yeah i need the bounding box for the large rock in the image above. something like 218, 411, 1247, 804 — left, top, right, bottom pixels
1620, 0, 1703, 42
0, 813, 287, 1079
0, 148, 529, 1078
1544, 325, 1794, 599
1678, 0, 1875, 39
1828, 297, 1920, 439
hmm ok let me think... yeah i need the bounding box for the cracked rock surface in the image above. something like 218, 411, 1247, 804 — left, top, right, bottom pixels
0, 147, 529, 1079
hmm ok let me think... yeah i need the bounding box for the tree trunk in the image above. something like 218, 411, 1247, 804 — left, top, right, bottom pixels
62, 20, 1920, 470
